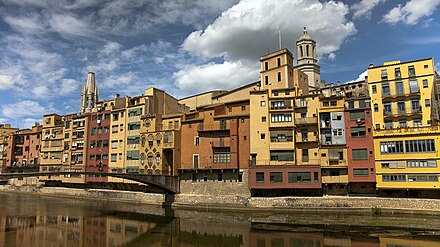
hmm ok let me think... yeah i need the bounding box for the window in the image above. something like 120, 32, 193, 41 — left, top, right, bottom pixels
330, 101, 337, 106
408, 174, 438, 182
91, 127, 96, 135
271, 114, 292, 122
381, 163, 390, 169
408, 65, 415, 76
380, 141, 404, 154
374, 104, 379, 112
102, 154, 108, 160
111, 140, 117, 149
213, 152, 230, 163
288, 172, 311, 182
127, 122, 140, 131
256, 172, 264, 183
285, 90, 290, 95
302, 149, 309, 162
381, 69, 388, 80
300, 98, 307, 107
323, 101, 329, 106
148, 154, 153, 165
395, 81, 404, 95
382, 83, 390, 96
265, 75, 269, 85
104, 126, 109, 133
270, 151, 294, 161
395, 67, 401, 77
260, 101, 266, 107
409, 79, 419, 93
90, 155, 95, 161
348, 101, 354, 109
194, 136, 200, 146
424, 64, 429, 69
156, 154, 161, 164
353, 168, 369, 176
262, 116, 266, 122
113, 113, 119, 121
126, 150, 139, 160
273, 91, 278, 96
111, 154, 117, 162
352, 149, 368, 160
270, 172, 283, 183
128, 108, 142, 117
372, 85, 377, 94
413, 118, 422, 127
277, 72, 281, 82
407, 160, 437, 168
397, 101, 406, 114
405, 139, 435, 153
260, 133, 265, 139
423, 79, 428, 88
277, 57, 281, 67
241, 105, 246, 111
384, 120, 393, 129
264, 62, 268, 70
112, 125, 118, 133
228, 107, 232, 112
425, 99, 431, 107
127, 136, 140, 145
383, 102, 392, 116
411, 100, 420, 113
351, 127, 366, 138
103, 140, 109, 148
350, 111, 365, 121
383, 175, 406, 182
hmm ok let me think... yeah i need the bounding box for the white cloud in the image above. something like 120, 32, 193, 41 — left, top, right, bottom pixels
177, 0, 355, 95
49, 14, 90, 36
60, 79, 79, 95
384, 0, 440, 25
22, 118, 42, 129
3, 15, 46, 34
2, 101, 54, 119
351, 0, 385, 19
345, 70, 368, 84
435, 63, 440, 72
328, 53, 336, 61
0, 74, 21, 90
174, 61, 258, 94
0, 118, 8, 124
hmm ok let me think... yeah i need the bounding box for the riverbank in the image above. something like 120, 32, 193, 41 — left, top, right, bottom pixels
2, 185, 440, 216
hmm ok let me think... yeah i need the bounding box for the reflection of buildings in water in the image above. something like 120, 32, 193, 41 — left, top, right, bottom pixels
380, 237, 440, 247
106, 217, 155, 247
35, 215, 83, 247
249, 231, 383, 247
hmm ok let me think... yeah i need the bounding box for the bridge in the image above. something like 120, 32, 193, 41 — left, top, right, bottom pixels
0, 172, 180, 194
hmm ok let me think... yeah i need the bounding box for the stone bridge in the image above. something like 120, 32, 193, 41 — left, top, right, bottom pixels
0, 172, 180, 194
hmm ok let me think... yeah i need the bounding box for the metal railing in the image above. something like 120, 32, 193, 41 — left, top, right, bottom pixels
295, 117, 318, 125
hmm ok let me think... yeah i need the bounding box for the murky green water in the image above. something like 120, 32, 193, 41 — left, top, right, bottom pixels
0, 192, 440, 246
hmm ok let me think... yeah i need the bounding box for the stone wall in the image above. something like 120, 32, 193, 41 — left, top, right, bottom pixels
179, 169, 250, 196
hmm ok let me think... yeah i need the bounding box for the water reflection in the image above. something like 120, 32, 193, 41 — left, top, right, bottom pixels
0, 193, 439, 247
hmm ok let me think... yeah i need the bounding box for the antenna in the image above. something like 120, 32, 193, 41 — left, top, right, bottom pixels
278, 29, 282, 50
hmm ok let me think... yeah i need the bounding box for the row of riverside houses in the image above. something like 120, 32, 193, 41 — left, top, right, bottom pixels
2, 28, 440, 197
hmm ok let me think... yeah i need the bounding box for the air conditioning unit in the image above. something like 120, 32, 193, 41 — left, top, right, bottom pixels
97, 120, 101, 124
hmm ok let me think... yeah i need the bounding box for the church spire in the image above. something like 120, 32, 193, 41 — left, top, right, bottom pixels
79, 72, 98, 114
295, 27, 321, 89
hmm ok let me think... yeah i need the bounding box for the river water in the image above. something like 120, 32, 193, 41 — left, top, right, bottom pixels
1, 192, 440, 247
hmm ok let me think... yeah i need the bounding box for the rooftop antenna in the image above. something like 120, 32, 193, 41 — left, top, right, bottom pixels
278, 29, 282, 50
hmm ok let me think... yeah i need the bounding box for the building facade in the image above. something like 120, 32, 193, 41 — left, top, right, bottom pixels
5, 124, 41, 172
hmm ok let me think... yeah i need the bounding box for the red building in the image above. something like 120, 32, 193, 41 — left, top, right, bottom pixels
5, 124, 41, 172
86, 111, 110, 182
345, 96, 376, 194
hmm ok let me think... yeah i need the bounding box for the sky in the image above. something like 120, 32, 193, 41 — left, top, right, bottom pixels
0, 0, 440, 128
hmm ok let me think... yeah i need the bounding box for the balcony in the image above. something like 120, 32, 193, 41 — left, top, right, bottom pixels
162, 141, 174, 149
295, 117, 318, 125
198, 122, 230, 132
383, 107, 422, 118
269, 105, 293, 111
374, 125, 440, 137
211, 138, 231, 148
296, 136, 319, 143
382, 90, 420, 100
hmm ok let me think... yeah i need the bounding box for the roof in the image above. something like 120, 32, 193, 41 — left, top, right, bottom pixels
368, 57, 432, 70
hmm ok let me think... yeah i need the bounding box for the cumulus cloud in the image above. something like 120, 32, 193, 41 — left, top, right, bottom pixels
174, 61, 258, 94
345, 70, 368, 84
176, 0, 355, 95
351, 0, 385, 19
384, 0, 440, 25
2, 101, 54, 119
328, 53, 336, 61
0, 118, 8, 124
22, 118, 42, 129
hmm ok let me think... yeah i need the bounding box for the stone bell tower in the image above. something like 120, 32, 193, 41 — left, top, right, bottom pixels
79, 72, 98, 114
296, 27, 321, 90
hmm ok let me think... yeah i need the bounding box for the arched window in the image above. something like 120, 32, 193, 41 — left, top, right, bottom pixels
156, 153, 161, 164
148, 134, 154, 147
306, 45, 309, 57
155, 133, 162, 145
141, 135, 146, 147
147, 153, 153, 166
300, 46, 303, 57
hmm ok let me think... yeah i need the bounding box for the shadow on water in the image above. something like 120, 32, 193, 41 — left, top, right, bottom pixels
1, 192, 440, 246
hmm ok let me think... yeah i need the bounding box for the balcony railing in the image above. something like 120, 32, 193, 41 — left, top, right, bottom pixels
270, 105, 293, 111
270, 137, 293, 142
211, 138, 231, 147
375, 125, 440, 136
295, 117, 318, 125
198, 122, 230, 131
383, 107, 422, 117
382, 90, 420, 99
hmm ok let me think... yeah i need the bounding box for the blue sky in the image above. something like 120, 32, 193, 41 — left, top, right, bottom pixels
0, 0, 439, 128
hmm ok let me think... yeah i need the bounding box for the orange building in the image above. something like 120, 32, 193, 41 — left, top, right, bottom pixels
5, 124, 42, 172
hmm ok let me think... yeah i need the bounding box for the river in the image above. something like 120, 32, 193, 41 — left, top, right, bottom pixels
0, 192, 440, 246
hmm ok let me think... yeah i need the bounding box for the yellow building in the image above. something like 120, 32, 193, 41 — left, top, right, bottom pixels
40, 114, 65, 181
368, 58, 440, 194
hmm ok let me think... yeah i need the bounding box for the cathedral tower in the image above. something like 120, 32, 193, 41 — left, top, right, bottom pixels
79, 72, 98, 114
296, 27, 321, 90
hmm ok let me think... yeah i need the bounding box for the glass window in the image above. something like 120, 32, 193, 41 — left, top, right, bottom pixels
288, 172, 311, 182
395, 81, 404, 95
256, 172, 264, 183
380, 141, 404, 154
260, 101, 266, 107
372, 85, 377, 94
423, 79, 428, 88
382, 83, 390, 96
409, 79, 419, 93
353, 168, 369, 176
425, 99, 431, 107
350, 111, 365, 121
352, 149, 368, 160
351, 127, 366, 137
270, 172, 283, 183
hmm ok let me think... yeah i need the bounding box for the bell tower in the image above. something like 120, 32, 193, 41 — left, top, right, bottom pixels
296, 27, 321, 90
79, 72, 98, 114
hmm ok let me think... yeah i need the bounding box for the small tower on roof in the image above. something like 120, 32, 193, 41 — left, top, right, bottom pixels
296, 27, 321, 89
79, 72, 98, 114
